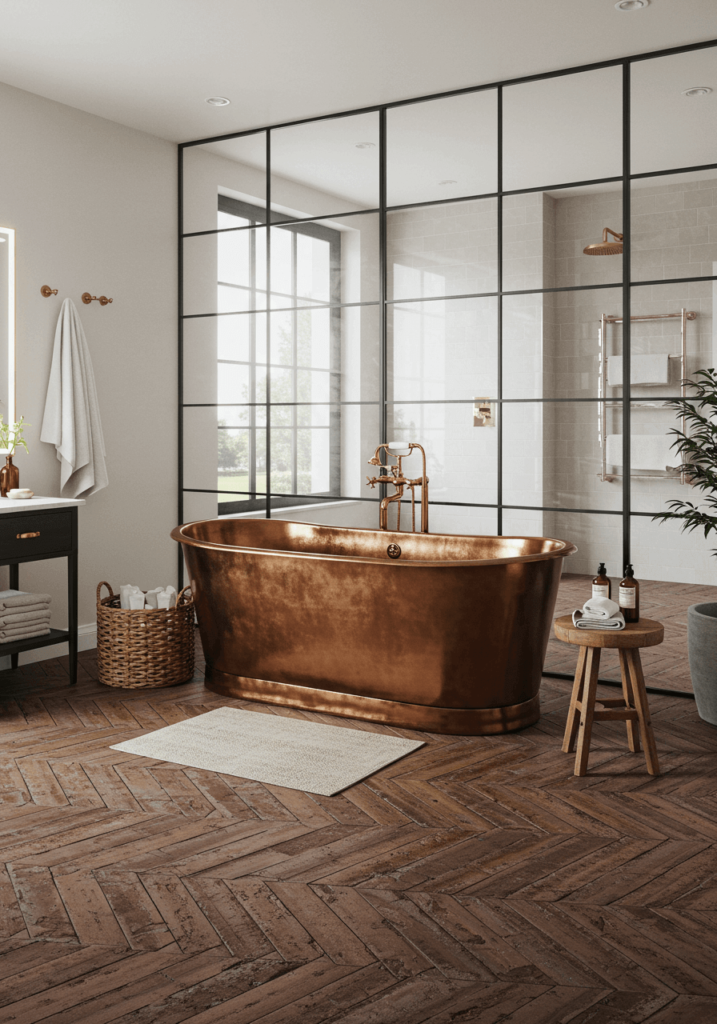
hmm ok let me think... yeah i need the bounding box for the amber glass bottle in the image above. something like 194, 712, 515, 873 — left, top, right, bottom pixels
618, 564, 639, 623
592, 563, 611, 600
0, 455, 19, 498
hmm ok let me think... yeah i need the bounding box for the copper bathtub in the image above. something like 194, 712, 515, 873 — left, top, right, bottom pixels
172, 519, 576, 735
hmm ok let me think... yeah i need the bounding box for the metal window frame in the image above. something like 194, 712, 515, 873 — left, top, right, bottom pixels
178, 35, 717, 592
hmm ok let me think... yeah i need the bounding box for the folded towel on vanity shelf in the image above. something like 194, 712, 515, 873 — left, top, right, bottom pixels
0, 627, 51, 644
0, 590, 51, 612
607, 354, 670, 387
606, 434, 679, 472
0, 618, 51, 640
0, 606, 53, 627
572, 596, 625, 631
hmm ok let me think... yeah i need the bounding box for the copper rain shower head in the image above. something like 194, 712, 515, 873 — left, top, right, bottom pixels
583, 227, 624, 255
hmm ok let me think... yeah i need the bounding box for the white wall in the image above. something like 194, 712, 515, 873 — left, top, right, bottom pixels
0, 82, 177, 661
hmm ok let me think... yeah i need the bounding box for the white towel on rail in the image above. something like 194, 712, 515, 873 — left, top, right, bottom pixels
607, 354, 670, 387
606, 433, 679, 471
40, 298, 108, 498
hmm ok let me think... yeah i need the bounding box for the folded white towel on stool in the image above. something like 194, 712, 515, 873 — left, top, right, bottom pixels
572, 596, 625, 630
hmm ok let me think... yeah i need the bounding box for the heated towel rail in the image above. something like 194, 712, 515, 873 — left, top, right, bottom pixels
599, 308, 697, 485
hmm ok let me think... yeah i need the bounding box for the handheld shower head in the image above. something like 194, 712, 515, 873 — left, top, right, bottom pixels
583, 227, 623, 256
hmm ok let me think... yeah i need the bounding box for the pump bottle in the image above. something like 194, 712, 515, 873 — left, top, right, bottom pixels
619, 565, 639, 623
592, 563, 611, 600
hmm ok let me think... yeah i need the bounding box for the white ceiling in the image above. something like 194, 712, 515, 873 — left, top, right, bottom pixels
0, 0, 715, 143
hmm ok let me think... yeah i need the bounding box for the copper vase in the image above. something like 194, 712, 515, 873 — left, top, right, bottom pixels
0, 455, 19, 497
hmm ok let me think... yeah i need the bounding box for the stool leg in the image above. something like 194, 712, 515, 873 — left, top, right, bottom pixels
626, 649, 660, 776
619, 649, 641, 753
575, 646, 601, 777
563, 646, 587, 754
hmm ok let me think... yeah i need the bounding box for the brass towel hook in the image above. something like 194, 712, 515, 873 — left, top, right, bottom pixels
82, 292, 113, 306
40, 285, 58, 297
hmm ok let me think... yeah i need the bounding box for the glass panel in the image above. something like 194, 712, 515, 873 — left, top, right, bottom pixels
387, 91, 497, 207
183, 313, 267, 405
388, 295, 497, 402
183, 489, 261, 526
632, 46, 717, 175
503, 287, 622, 399
542, 511, 624, 683
183, 228, 267, 316
270, 212, 379, 308
503, 401, 622, 511
270, 112, 379, 220
271, 499, 379, 529
182, 133, 266, 234
268, 403, 380, 500
503, 184, 623, 292
503, 67, 622, 192
340, 304, 380, 403
388, 198, 497, 300
270, 306, 380, 406
388, 402, 497, 505
419, 503, 498, 537
183, 406, 266, 498
632, 169, 717, 282
631, 280, 713, 390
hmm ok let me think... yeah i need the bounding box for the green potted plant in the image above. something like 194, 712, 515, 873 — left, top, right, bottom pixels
653, 368, 717, 724
0, 415, 29, 497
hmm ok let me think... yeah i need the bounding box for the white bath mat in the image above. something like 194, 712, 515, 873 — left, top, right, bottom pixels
110, 707, 425, 796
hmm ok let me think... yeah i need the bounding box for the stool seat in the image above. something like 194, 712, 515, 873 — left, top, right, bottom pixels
554, 615, 662, 777
554, 616, 664, 650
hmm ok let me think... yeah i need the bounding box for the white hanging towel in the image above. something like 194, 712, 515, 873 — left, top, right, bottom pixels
40, 298, 108, 498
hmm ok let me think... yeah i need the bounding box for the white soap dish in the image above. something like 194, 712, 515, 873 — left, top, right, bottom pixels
8, 489, 34, 500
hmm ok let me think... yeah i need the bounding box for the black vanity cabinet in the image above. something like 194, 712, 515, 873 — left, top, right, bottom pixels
0, 498, 83, 684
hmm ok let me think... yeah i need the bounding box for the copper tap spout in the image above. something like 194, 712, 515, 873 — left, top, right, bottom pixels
366, 442, 429, 533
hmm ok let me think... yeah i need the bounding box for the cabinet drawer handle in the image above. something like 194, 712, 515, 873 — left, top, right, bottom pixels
17, 531, 41, 539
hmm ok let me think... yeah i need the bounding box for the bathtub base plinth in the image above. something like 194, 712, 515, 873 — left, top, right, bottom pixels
205, 668, 540, 735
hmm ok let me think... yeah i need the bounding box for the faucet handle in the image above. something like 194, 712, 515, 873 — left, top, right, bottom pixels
366, 475, 377, 489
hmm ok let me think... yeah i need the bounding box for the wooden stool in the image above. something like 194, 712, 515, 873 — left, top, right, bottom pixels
553, 616, 663, 777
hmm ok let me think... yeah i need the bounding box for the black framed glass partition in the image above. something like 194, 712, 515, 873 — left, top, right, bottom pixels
179, 39, 717, 690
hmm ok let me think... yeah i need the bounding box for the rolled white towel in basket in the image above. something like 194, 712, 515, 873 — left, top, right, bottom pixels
572, 596, 625, 630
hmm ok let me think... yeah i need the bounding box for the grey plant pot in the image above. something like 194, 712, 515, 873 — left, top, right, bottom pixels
688, 603, 717, 726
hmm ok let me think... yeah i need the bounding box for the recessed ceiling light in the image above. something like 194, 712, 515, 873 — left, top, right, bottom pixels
682, 86, 713, 97
439, 179, 458, 185
614, 0, 649, 9
206, 96, 231, 107
355, 142, 375, 149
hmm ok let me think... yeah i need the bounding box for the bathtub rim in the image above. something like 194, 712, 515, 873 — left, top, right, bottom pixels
172, 519, 577, 568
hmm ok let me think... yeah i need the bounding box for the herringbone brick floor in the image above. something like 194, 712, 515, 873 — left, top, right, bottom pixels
546, 574, 717, 692
0, 632, 716, 1022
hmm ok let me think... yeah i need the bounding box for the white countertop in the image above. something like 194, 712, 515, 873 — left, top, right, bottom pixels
0, 496, 86, 513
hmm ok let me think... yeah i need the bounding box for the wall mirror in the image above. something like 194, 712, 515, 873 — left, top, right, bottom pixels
0, 226, 15, 449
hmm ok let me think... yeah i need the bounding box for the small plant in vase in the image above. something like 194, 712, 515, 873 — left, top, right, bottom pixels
0, 416, 29, 497
652, 368, 717, 724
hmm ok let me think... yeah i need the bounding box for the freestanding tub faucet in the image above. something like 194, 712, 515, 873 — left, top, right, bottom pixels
366, 441, 429, 532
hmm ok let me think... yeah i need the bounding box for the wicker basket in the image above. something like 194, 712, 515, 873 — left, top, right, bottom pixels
96, 582, 195, 689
